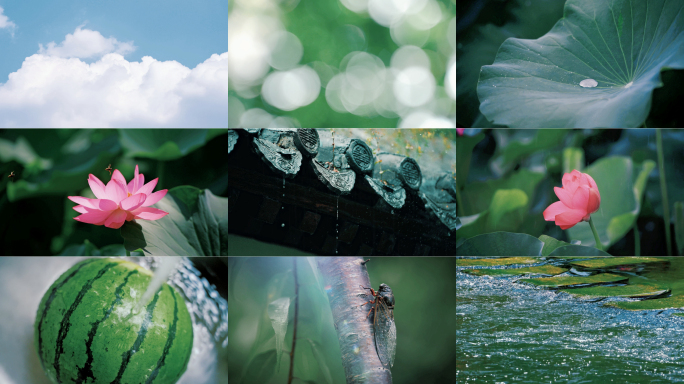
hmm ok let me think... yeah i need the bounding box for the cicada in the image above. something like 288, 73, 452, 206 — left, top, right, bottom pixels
105, 164, 113, 176
7, 171, 15, 182
359, 283, 396, 368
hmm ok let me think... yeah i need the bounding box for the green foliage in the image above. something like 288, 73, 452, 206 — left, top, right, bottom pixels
571, 257, 667, 269
456, 132, 484, 189
461, 169, 544, 215
457, 232, 544, 256
562, 147, 585, 174
456, 231, 607, 256
490, 129, 568, 173
456, 189, 529, 240
521, 273, 626, 288
561, 284, 670, 299
538, 234, 572, 256
462, 265, 567, 276
119, 129, 226, 161
7, 134, 120, 201
477, 0, 684, 127
56, 239, 143, 256
547, 245, 612, 256
607, 130, 684, 219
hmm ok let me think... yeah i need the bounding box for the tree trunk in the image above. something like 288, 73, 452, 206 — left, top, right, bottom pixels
317, 257, 392, 384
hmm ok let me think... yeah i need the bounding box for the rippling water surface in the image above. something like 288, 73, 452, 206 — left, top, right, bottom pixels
457, 270, 684, 383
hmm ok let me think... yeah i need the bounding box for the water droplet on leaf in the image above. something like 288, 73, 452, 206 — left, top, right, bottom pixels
580, 79, 598, 88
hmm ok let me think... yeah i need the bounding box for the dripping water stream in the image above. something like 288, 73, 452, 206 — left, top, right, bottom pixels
336, 196, 339, 254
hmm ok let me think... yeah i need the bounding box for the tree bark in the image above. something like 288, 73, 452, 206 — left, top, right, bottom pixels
317, 257, 392, 384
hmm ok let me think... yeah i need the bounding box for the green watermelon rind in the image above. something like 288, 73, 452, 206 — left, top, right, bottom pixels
34, 258, 193, 384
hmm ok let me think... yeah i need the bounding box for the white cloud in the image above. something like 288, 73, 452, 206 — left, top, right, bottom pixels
0, 29, 227, 127
38, 26, 135, 59
0, 6, 16, 37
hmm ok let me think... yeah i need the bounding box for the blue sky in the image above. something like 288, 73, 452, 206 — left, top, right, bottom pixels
0, 0, 227, 80
0, 0, 228, 127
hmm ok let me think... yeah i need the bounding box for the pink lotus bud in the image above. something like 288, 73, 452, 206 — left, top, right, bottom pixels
543, 169, 601, 230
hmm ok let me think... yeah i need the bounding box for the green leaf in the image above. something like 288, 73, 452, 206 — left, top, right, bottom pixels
456, 231, 544, 256
538, 234, 572, 256
521, 273, 625, 288
463, 265, 567, 276
566, 156, 655, 249
118, 129, 225, 161
57, 240, 143, 256
267, 297, 290, 372
562, 147, 585, 174
305, 339, 334, 384
0, 136, 53, 171
241, 350, 277, 384
456, 189, 529, 239
457, 0, 566, 127
607, 129, 684, 219
461, 169, 544, 215
571, 256, 667, 268
547, 245, 612, 256
477, 0, 684, 128
121, 186, 227, 255
121, 221, 148, 252
7, 135, 120, 201
617, 13, 624, 37
457, 257, 539, 267
487, 189, 528, 229
491, 129, 568, 168
456, 132, 484, 190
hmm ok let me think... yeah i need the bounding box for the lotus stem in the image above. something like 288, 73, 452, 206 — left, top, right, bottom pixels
633, 222, 640, 256
157, 161, 165, 190
676, 202, 684, 256
656, 130, 672, 256
287, 257, 299, 384
455, 177, 464, 216
588, 216, 602, 251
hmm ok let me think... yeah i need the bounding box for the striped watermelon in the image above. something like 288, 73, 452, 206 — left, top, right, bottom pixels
34, 258, 193, 384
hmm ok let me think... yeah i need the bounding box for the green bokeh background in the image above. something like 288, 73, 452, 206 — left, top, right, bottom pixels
0, 129, 228, 256
228, 257, 456, 384
230, 0, 456, 128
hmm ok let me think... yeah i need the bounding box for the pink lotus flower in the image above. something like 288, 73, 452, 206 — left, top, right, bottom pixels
68, 165, 169, 229
543, 169, 601, 230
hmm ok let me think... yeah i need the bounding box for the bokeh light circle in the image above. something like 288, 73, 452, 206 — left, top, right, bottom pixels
267, 31, 303, 71
446, 55, 456, 100
239, 108, 273, 128
262, 66, 321, 111
393, 66, 435, 107
399, 111, 455, 128
391, 45, 431, 70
